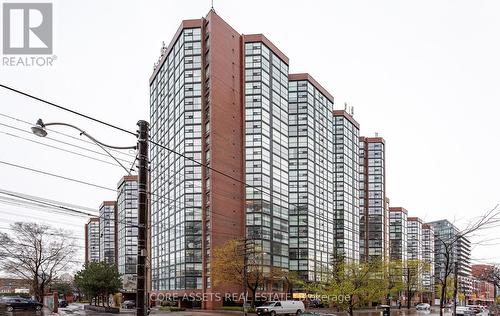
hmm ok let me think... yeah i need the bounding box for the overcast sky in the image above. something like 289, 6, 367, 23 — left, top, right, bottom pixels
0, 0, 499, 270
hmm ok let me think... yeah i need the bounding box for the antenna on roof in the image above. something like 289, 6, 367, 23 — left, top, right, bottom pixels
375, 132, 379, 137
344, 102, 348, 111
211, 0, 214, 10
351, 106, 354, 116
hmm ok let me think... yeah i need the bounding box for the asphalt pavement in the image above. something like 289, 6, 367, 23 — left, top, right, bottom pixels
0, 304, 491, 316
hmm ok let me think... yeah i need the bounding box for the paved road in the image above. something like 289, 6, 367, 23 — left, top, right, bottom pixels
0, 304, 491, 316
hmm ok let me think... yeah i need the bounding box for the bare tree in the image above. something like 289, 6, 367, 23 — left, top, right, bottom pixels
435, 206, 500, 316
476, 264, 500, 300
0, 222, 78, 302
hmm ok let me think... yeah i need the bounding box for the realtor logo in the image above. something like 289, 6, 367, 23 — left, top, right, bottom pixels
2, 3, 53, 54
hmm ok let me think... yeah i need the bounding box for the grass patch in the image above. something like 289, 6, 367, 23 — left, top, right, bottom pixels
221, 306, 255, 312
158, 306, 186, 312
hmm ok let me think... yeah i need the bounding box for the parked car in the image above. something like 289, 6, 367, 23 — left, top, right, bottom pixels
256, 300, 305, 315
416, 303, 431, 310
298, 313, 337, 316
59, 299, 68, 308
466, 306, 482, 314
455, 306, 476, 316
122, 300, 136, 309
310, 299, 325, 308
0, 297, 43, 311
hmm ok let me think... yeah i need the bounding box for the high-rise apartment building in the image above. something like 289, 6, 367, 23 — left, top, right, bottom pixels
244, 35, 290, 276
99, 201, 117, 265
359, 136, 388, 261
407, 217, 423, 261
117, 175, 139, 293
85, 217, 100, 264
428, 219, 472, 299
421, 223, 435, 299
149, 10, 365, 307
332, 110, 360, 263
288, 74, 334, 281
388, 207, 407, 262
288, 77, 360, 280
149, 10, 295, 307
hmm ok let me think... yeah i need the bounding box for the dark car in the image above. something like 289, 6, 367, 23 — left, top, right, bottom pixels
122, 300, 136, 309
310, 299, 325, 308
0, 297, 43, 312
59, 299, 68, 308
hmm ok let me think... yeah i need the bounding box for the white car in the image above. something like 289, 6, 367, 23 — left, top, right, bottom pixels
455, 306, 475, 316
416, 303, 431, 310
256, 300, 305, 315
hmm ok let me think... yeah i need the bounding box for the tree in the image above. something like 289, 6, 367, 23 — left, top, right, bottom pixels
436, 277, 454, 301
74, 261, 122, 307
281, 270, 305, 296
319, 259, 387, 316
476, 264, 500, 300
434, 206, 500, 316
403, 260, 430, 309
211, 239, 283, 308
386, 260, 405, 305
49, 280, 73, 297
0, 222, 78, 302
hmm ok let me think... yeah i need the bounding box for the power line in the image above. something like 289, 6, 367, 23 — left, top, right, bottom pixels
1, 254, 85, 264
0, 188, 97, 213
0, 212, 86, 230
0, 191, 98, 218
0, 129, 128, 168
0, 160, 117, 192
0, 226, 85, 241
0, 84, 137, 138
0, 84, 274, 201
0, 113, 134, 158
0, 121, 134, 164
0, 198, 93, 221
1, 84, 360, 236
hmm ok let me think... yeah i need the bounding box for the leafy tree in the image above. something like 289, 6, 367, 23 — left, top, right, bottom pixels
211, 239, 283, 308
0, 222, 77, 302
317, 259, 386, 316
404, 260, 430, 309
281, 270, 305, 296
74, 261, 122, 307
386, 260, 405, 304
436, 277, 454, 301
49, 280, 73, 297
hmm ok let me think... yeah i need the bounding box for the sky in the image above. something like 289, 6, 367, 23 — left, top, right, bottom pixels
0, 0, 499, 271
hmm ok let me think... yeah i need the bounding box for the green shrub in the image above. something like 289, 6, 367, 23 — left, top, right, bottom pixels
158, 306, 186, 312
222, 306, 243, 311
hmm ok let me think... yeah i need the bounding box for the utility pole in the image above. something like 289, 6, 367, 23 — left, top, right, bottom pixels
136, 120, 149, 316
243, 245, 248, 316
453, 262, 458, 316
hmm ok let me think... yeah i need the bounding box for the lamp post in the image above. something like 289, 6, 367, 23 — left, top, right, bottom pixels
31, 118, 150, 316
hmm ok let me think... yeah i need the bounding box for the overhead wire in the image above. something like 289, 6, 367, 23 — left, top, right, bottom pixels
0, 112, 136, 158
0, 226, 85, 241
0, 84, 275, 201
0, 84, 137, 137
0, 188, 98, 213
0, 129, 127, 168
0, 119, 135, 163
4, 84, 500, 261
0, 160, 117, 193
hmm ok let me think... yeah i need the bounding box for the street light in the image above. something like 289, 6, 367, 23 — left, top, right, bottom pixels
31, 118, 136, 174
30, 118, 150, 316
